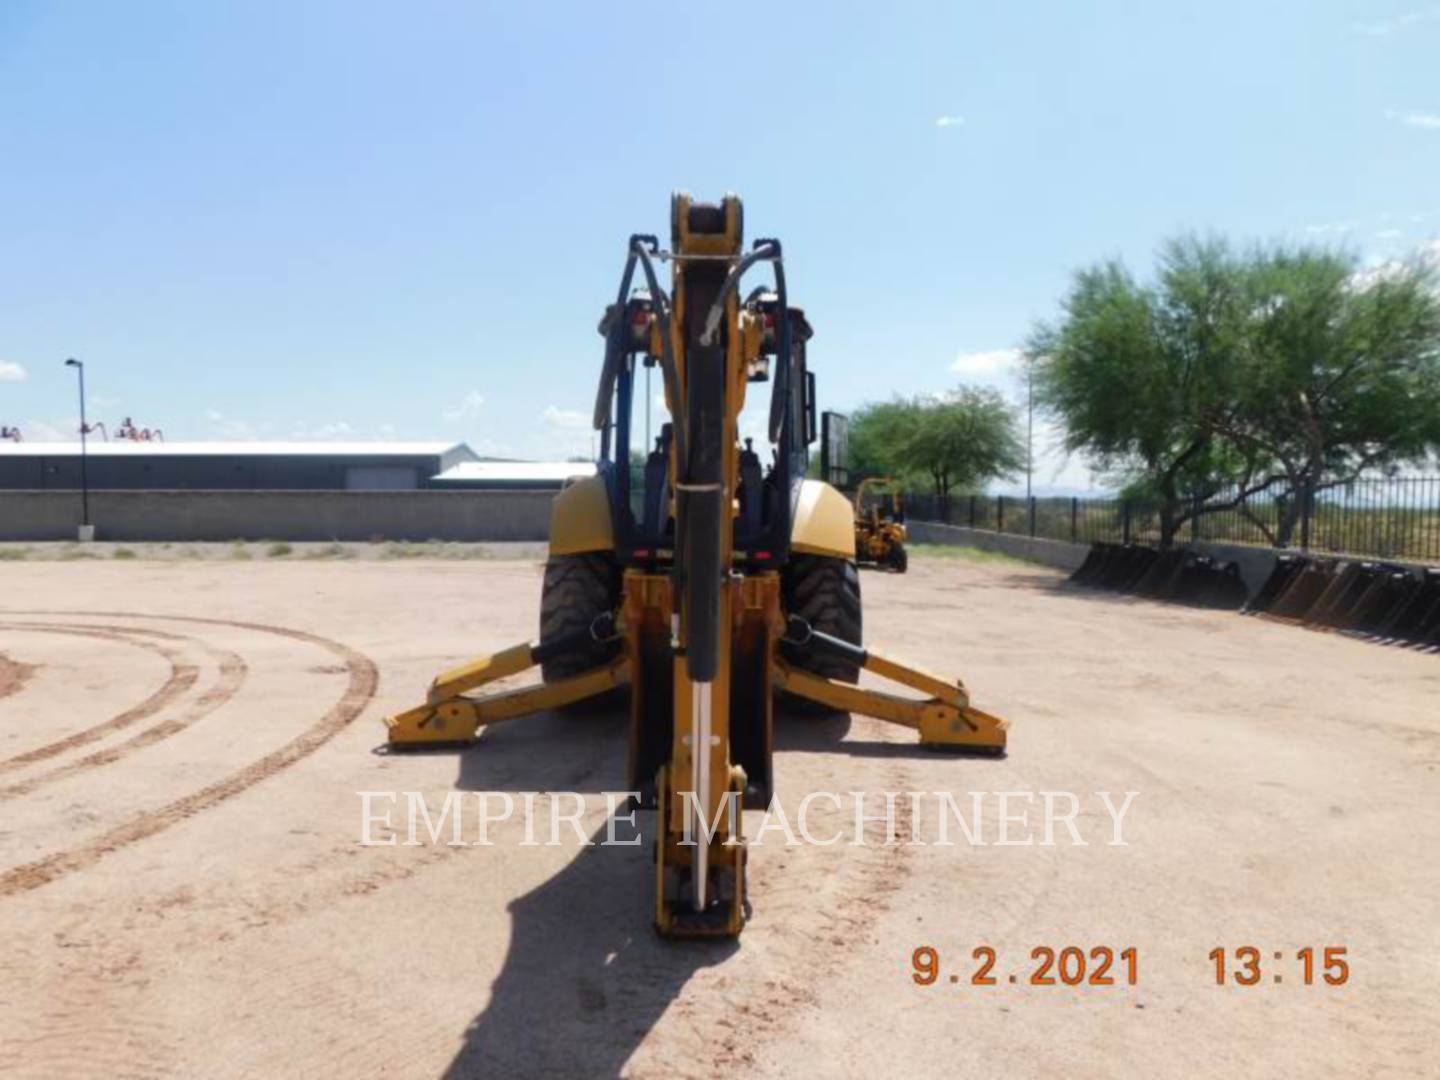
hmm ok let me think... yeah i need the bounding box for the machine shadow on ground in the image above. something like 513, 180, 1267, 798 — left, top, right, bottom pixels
442, 814, 737, 1078
445, 755, 737, 1077
774, 700, 1004, 758
437, 696, 907, 1076
450, 703, 630, 794
386, 691, 990, 1075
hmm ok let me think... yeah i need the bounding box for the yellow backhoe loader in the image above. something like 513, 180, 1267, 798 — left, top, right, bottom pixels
385, 193, 1006, 937
854, 476, 908, 572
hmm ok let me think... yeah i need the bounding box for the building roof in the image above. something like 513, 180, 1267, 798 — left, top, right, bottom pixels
0, 441, 475, 458
432, 461, 597, 483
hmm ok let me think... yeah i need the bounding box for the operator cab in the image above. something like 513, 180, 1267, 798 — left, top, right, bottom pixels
594, 289, 817, 568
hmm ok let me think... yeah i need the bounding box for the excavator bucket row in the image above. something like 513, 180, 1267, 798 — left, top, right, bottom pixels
1245, 556, 1440, 645
1069, 542, 1247, 609
1068, 541, 1440, 646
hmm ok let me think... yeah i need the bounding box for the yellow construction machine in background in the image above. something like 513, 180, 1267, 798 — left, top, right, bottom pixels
853, 476, 908, 573
385, 193, 1007, 937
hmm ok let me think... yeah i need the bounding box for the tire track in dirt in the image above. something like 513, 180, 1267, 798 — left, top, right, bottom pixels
0, 652, 39, 700
0, 962, 185, 1080
0, 626, 198, 774
702, 716, 1047, 1075
0, 611, 378, 898
0, 624, 247, 799
696, 721, 931, 1072
70, 728, 612, 962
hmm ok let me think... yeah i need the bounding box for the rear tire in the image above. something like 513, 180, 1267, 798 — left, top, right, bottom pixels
539, 553, 620, 682
889, 542, 908, 573
781, 554, 863, 683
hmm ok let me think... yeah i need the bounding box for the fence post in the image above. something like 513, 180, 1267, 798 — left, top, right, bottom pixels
1122, 500, 1131, 545
1029, 496, 1037, 538
1299, 477, 1312, 552
1071, 496, 1078, 544
969, 494, 976, 528
997, 494, 1005, 533
1191, 494, 1200, 543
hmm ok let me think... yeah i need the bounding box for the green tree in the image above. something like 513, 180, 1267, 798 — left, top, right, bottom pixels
849, 389, 1023, 498
848, 397, 926, 484
1027, 237, 1440, 547
1220, 249, 1440, 545
1028, 240, 1264, 546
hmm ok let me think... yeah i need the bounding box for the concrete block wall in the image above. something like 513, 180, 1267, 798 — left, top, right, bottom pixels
909, 519, 1295, 600
0, 490, 557, 543
908, 520, 1091, 572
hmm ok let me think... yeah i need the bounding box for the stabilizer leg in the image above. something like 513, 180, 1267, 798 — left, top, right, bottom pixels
385, 640, 628, 748
774, 623, 1007, 753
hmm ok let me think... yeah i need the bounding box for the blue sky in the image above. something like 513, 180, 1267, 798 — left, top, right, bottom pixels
2, 1, 1438, 492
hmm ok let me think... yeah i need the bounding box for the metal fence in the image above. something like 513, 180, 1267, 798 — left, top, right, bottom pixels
906, 477, 1440, 565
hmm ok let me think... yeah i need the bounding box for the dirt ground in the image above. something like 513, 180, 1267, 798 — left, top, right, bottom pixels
1, 551, 1436, 1079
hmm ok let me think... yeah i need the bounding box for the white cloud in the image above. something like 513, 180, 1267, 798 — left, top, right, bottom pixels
989, 415, 1104, 496
1304, 222, 1353, 235
951, 348, 1021, 378
533, 407, 596, 459
1376, 228, 1404, 240
21, 418, 66, 441
466, 435, 515, 457
935, 115, 965, 128
1351, 239, 1440, 290
542, 405, 587, 429
443, 390, 485, 422
1351, 258, 1412, 290
1402, 113, 1440, 129
287, 421, 356, 440
0, 361, 28, 382
1355, 7, 1440, 35
203, 408, 265, 439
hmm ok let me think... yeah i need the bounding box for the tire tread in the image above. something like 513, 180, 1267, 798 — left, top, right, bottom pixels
781, 554, 863, 682
539, 553, 619, 682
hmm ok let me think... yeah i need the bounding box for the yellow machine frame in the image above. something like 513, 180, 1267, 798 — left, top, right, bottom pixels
853, 476, 907, 569
385, 632, 1007, 753
385, 192, 1006, 939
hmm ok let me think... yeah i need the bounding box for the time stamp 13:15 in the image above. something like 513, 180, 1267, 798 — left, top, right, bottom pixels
910, 946, 1351, 988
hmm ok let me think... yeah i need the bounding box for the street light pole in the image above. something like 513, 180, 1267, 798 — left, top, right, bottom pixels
1025, 353, 1033, 503
64, 358, 91, 537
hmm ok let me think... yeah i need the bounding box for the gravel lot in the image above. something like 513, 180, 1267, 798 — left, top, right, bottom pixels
1, 552, 1435, 1078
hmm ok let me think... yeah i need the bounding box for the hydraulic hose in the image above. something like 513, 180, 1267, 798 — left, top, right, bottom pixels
697, 239, 782, 348
628, 239, 687, 478
591, 236, 687, 480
